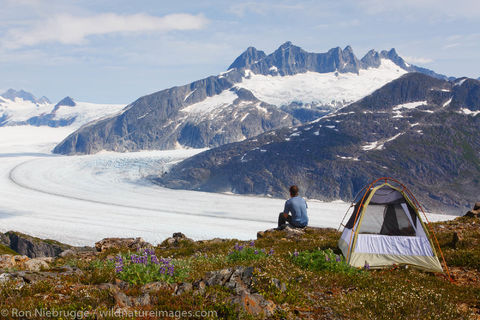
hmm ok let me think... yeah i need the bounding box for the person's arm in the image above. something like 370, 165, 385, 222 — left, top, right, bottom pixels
283, 201, 290, 218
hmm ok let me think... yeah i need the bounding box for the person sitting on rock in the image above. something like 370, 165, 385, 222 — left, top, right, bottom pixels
277, 185, 308, 230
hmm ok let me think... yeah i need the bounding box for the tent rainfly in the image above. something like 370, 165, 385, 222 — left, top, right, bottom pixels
338, 178, 446, 273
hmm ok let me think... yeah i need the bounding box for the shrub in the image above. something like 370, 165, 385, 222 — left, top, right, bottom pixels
226, 241, 272, 262
114, 248, 189, 285
292, 249, 363, 275
79, 258, 116, 285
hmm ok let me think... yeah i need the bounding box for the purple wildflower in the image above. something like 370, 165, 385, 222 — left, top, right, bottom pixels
145, 248, 155, 256
325, 255, 330, 262
293, 250, 299, 257
335, 255, 341, 262
364, 261, 370, 270
115, 255, 124, 273
151, 255, 159, 264
261, 249, 266, 254
269, 248, 274, 255
249, 241, 255, 247
167, 265, 175, 276
254, 250, 259, 255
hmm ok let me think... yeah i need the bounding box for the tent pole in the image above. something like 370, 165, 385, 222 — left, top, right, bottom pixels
338, 185, 368, 231
403, 186, 453, 282
346, 178, 385, 261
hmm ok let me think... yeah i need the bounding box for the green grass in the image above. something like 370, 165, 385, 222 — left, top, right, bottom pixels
292, 248, 364, 275
0, 219, 479, 319
0, 244, 18, 255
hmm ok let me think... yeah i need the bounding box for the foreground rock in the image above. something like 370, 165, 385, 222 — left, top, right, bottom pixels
465, 202, 480, 218
257, 225, 330, 239
190, 266, 276, 318
95, 237, 152, 252
0, 254, 55, 272
1, 231, 71, 258
161, 232, 194, 247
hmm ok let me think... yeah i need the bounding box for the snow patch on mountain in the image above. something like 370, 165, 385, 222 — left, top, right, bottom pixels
180, 90, 237, 114
0, 95, 125, 128
361, 132, 405, 151
392, 101, 428, 111
236, 59, 407, 108
459, 108, 480, 116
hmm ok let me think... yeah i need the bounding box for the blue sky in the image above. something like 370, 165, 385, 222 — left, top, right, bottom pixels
0, 0, 479, 104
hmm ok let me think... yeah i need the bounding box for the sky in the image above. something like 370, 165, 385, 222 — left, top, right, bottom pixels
0, 0, 479, 104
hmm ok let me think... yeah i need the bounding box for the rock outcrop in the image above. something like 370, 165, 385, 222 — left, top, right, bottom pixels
465, 202, 480, 218
3, 231, 70, 258
95, 237, 152, 253
161, 232, 194, 247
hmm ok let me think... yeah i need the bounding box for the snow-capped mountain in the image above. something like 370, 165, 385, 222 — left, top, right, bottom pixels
0, 90, 125, 128
1, 88, 50, 105
54, 42, 448, 155
158, 74, 480, 213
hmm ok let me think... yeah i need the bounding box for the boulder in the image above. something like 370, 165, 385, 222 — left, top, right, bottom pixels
174, 282, 193, 295
0, 254, 16, 269
200, 266, 276, 317
59, 249, 76, 258
465, 202, 480, 218
0, 254, 29, 269
95, 237, 152, 252
24, 258, 50, 272
4, 231, 69, 258
0, 273, 14, 283
257, 225, 306, 239
204, 268, 235, 287
232, 290, 276, 318
141, 281, 173, 293
162, 232, 194, 247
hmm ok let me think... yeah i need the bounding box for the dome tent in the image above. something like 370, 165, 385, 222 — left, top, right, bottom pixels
338, 178, 447, 273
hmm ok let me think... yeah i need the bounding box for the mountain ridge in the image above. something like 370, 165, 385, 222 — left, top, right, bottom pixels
1, 88, 50, 105
0, 94, 125, 128
156, 73, 480, 213
53, 42, 449, 155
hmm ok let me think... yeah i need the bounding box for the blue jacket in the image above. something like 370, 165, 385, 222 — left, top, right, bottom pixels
284, 196, 308, 227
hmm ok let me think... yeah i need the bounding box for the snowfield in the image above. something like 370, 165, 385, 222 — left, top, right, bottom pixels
237, 59, 407, 107
0, 96, 125, 128
0, 126, 454, 246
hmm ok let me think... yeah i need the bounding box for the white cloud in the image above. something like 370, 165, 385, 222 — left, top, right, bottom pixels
3, 12, 208, 49
403, 56, 433, 64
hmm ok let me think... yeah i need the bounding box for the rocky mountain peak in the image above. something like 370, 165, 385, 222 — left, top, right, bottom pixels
379, 48, 409, 69
0, 88, 49, 104
36, 96, 51, 104
361, 49, 381, 68
278, 41, 293, 49
55, 96, 75, 108
227, 47, 266, 70
53, 96, 76, 112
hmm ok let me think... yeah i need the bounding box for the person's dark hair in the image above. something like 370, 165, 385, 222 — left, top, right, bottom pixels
289, 185, 299, 197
